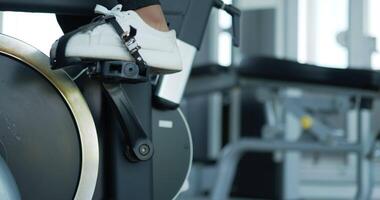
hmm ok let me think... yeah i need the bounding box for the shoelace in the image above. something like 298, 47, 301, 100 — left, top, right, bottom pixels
95, 4, 123, 17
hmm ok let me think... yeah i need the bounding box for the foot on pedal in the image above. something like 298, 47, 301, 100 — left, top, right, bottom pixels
50, 4, 182, 74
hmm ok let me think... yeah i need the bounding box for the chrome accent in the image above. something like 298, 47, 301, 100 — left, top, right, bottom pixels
0, 34, 99, 199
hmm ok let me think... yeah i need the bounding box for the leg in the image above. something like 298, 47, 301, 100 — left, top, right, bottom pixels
118, 0, 169, 31
135, 5, 169, 32
57, 0, 168, 33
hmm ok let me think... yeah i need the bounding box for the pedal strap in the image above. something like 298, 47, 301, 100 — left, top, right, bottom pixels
105, 16, 147, 75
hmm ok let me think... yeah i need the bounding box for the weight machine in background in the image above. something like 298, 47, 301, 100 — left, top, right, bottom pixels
181, 0, 380, 199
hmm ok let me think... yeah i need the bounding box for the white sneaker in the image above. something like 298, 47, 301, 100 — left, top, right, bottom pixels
51, 4, 182, 74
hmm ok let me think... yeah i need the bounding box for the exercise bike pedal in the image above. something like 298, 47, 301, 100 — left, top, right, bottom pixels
87, 60, 148, 83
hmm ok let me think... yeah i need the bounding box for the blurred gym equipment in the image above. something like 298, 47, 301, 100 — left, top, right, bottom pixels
183, 57, 380, 200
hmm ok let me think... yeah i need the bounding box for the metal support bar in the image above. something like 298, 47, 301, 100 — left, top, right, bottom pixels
346, 0, 376, 68
355, 109, 375, 200
210, 139, 361, 200
275, 0, 298, 59
0, 12, 3, 33
207, 92, 223, 160
262, 98, 284, 139
264, 100, 277, 126
284, 99, 339, 142
229, 88, 241, 143
282, 111, 301, 199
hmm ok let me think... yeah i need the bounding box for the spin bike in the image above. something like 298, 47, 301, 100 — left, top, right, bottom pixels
0, 0, 240, 199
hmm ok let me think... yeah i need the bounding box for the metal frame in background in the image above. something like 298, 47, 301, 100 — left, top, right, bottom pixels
210, 78, 378, 200
207, 0, 378, 199
234, 1, 300, 198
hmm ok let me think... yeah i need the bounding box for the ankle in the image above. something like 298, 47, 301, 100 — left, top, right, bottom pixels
135, 5, 169, 32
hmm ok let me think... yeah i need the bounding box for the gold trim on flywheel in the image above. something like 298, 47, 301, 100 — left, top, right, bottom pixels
0, 34, 99, 200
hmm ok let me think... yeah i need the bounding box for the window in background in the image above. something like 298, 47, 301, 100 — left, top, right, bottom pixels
298, 0, 349, 68
369, 0, 380, 69
1, 12, 63, 55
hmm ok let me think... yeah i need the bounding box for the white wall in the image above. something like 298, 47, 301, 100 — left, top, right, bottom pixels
0, 11, 63, 55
